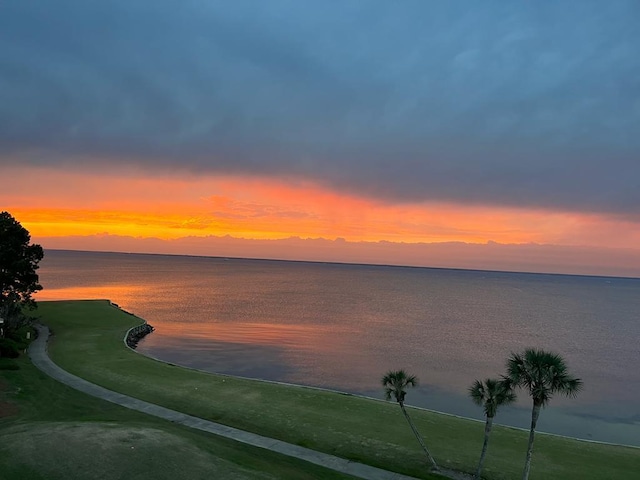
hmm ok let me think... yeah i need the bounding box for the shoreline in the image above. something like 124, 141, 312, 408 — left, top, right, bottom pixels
36, 299, 640, 480
115, 306, 638, 450
110, 302, 154, 348
30, 322, 427, 480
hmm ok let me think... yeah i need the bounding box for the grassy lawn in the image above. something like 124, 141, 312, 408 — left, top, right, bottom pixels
0, 347, 359, 479
36, 300, 640, 479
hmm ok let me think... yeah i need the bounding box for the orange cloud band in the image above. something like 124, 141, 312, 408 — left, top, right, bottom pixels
3, 165, 640, 249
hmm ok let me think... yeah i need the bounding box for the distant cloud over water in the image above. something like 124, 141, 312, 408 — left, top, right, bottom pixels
38, 233, 640, 278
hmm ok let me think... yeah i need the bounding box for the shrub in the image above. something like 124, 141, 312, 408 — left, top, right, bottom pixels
0, 361, 20, 370
0, 338, 21, 358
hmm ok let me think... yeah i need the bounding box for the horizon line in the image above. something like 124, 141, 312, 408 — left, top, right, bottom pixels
43, 248, 640, 282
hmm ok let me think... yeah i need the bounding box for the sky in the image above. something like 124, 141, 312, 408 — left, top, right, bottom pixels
1, 1, 640, 277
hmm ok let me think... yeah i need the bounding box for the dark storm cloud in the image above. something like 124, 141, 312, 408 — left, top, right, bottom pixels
1, 1, 639, 213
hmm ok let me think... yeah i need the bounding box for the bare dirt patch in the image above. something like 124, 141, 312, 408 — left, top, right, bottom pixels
0, 401, 19, 418
1, 422, 275, 480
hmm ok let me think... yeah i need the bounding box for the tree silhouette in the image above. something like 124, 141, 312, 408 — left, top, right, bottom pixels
469, 378, 516, 479
382, 369, 438, 470
0, 211, 44, 338
506, 349, 582, 480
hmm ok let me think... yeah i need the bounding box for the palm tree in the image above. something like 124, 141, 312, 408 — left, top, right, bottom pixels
382, 369, 438, 470
506, 349, 582, 480
469, 378, 516, 479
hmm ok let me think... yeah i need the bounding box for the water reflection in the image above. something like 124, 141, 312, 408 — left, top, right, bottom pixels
144, 338, 298, 381
149, 321, 351, 351
37, 285, 145, 302
139, 320, 380, 392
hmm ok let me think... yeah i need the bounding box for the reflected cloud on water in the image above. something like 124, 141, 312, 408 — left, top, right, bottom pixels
138, 319, 383, 392
146, 321, 349, 352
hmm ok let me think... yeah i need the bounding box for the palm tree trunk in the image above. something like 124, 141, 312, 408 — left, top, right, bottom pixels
475, 415, 493, 479
399, 401, 438, 470
522, 403, 541, 480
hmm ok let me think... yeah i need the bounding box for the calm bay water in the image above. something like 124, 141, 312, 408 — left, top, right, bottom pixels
37, 250, 640, 446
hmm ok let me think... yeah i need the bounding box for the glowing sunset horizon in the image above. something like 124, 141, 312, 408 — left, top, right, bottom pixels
2, 2, 639, 277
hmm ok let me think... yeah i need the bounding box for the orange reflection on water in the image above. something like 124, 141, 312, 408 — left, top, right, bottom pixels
36, 285, 145, 303
151, 320, 353, 353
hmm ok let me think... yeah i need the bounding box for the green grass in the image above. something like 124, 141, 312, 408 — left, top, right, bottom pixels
0, 337, 358, 479
36, 300, 640, 479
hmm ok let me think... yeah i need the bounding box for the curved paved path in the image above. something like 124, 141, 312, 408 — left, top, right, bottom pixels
29, 324, 424, 480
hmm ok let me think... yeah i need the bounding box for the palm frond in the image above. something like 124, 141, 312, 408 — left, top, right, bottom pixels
469, 377, 516, 417
507, 348, 581, 407
382, 369, 418, 404
468, 379, 486, 405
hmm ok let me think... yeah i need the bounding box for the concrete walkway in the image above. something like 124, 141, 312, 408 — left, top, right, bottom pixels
29, 324, 424, 480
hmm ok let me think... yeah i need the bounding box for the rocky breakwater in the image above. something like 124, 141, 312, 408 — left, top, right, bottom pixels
110, 302, 155, 349
126, 323, 155, 349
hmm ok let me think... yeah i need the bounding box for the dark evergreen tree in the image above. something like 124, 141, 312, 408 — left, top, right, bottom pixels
0, 211, 44, 338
